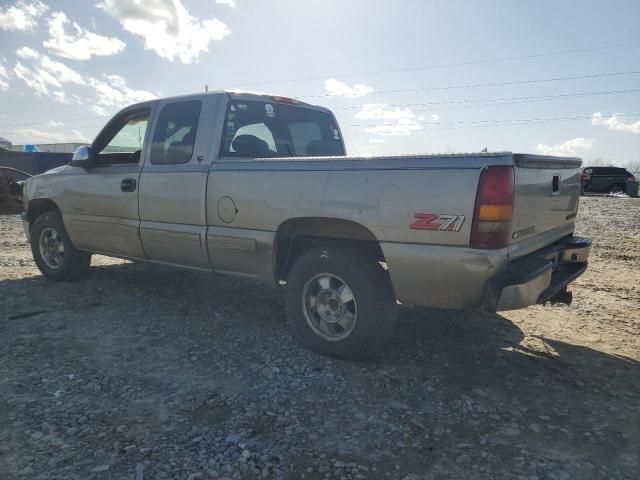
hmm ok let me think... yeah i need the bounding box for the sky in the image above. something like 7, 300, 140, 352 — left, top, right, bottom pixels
0, 0, 639, 165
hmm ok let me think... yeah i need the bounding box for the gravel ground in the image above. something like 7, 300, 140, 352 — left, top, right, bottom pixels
1, 196, 639, 480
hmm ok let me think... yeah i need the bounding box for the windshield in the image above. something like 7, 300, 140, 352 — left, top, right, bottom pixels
220, 100, 345, 158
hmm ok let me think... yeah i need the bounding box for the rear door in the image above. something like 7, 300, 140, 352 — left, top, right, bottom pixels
509, 154, 582, 255
138, 96, 220, 270
590, 167, 614, 192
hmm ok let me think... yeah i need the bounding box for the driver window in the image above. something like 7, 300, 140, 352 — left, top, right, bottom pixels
96, 111, 150, 165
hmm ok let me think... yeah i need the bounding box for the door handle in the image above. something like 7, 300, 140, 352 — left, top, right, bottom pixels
121, 178, 137, 192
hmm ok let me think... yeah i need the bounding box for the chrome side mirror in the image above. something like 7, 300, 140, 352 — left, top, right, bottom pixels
70, 145, 93, 167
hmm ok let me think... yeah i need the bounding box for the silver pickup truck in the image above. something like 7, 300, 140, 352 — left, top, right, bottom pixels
22, 91, 591, 359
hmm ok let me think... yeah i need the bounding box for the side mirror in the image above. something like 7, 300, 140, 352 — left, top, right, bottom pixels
70, 145, 93, 167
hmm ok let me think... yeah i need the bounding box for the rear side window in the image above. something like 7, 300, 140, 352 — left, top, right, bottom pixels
592, 167, 629, 176
150, 101, 202, 165
220, 100, 344, 158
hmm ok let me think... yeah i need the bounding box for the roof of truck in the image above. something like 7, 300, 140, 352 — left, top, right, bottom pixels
128, 90, 330, 114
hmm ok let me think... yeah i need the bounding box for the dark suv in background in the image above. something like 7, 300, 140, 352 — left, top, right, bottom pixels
581, 166, 638, 197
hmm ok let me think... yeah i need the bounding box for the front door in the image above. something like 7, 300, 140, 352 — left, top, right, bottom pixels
138, 98, 215, 270
64, 107, 152, 259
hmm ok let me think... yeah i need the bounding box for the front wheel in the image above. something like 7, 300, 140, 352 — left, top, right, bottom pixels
284, 248, 397, 360
31, 212, 91, 281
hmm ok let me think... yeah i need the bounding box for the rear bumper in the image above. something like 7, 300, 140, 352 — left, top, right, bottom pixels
381, 235, 591, 311
483, 235, 591, 311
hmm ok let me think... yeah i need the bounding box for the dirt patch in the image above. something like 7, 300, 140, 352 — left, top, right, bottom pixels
0, 197, 639, 479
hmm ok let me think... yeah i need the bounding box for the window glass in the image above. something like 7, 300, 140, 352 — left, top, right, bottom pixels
220, 100, 344, 158
289, 122, 322, 155
96, 110, 149, 165
150, 101, 202, 165
232, 123, 276, 153
596, 167, 623, 175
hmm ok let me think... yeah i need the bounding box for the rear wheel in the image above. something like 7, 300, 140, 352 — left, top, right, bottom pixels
31, 212, 91, 281
284, 247, 397, 360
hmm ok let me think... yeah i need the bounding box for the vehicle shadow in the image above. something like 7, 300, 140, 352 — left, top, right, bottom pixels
382, 306, 640, 470
1, 261, 639, 475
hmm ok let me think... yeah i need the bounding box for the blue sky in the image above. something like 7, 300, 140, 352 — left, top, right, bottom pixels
0, 0, 639, 164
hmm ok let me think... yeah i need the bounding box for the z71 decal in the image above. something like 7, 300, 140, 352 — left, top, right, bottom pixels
410, 213, 465, 232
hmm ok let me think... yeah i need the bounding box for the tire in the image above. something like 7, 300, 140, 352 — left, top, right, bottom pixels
285, 247, 397, 360
30, 211, 91, 281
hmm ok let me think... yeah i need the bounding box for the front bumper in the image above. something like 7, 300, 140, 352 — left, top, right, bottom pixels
21, 212, 30, 243
483, 235, 591, 311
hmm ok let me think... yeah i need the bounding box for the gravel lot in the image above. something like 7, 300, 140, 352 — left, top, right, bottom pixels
1, 197, 639, 480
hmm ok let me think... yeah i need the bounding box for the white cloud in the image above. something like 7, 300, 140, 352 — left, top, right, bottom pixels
216, 0, 237, 7
89, 74, 156, 111
12, 48, 157, 111
536, 137, 594, 156
0, 61, 10, 91
14, 48, 87, 96
99, 0, 231, 63
354, 103, 422, 136
44, 12, 126, 60
324, 78, 374, 98
592, 112, 640, 134
355, 104, 416, 121
14, 61, 58, 96
16, 46, 39, 59
0, 0, 48, 31
40, 55, 86, 85
350, 143, 378, 157
90, 105, 110, 116
9, 126, 89, 144
418, 113, 439, 122
50, 90, 83, 105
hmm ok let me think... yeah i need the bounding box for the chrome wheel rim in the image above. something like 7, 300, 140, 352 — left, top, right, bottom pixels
302, 273, 357, 341
39, 227, 65, 269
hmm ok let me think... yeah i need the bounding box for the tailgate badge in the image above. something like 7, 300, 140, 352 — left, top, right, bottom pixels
410, 213, 465, 231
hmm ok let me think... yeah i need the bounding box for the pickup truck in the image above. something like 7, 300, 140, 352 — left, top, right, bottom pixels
22, 91, 591, 360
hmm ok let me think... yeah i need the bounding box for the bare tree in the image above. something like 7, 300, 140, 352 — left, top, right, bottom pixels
628, 162, 640, 178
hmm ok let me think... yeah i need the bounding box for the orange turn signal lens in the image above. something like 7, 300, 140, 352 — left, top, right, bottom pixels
477, 204, 513, 221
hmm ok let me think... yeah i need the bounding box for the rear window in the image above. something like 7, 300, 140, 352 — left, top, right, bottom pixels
220, 100, 344, 158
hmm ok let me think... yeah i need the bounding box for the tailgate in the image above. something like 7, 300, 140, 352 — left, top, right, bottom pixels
509, 154, 582, 252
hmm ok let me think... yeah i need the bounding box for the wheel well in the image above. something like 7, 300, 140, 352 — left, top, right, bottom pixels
27, 199, 60, 226
274, 217, 386, 281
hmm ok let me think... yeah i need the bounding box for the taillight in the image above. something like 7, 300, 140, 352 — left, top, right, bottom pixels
470, 166, 514, 249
